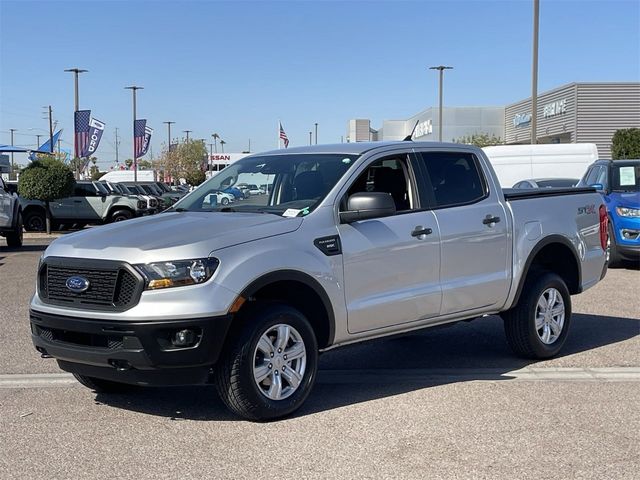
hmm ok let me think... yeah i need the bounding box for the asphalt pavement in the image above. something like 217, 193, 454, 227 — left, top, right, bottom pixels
0, 237, 638, 479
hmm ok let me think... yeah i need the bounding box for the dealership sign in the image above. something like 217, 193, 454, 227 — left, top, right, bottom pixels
413, 119, 433, 138
543, 98, 567, 118
513, 113, 532, 127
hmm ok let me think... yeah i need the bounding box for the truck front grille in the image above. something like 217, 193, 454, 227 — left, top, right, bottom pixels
39, 258, 144, 312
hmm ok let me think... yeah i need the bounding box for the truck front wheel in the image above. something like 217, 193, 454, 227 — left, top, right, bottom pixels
5, 211, 23, 247
502, 271, 572, 359
110, 209, 133, 223
214, 303, 318, 421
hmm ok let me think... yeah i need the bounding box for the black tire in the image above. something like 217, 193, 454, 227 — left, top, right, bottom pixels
110, 209, 133, 223
214, 303, 318, 421
502, 271, 572, 359
608, 223, 622, 268
73, 373, 137, 393
5, 211, 23, 248
23, 209, 46, 232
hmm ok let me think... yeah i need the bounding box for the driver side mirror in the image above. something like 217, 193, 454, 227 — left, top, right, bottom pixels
590, 183, 604, 192
339, 192, 396, 223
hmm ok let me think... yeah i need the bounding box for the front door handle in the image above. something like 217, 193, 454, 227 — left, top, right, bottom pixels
411, 226, 432, 237
482, 215, 501, 225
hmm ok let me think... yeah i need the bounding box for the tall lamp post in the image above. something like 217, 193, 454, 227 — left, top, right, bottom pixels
183, 130, 192, 141
531, 0, 540, 144
163, 121, 175, 152
9, 128, 17, 175
429, 65, 453, 142
64, 68, 88, 167
309, 131, 312, 145
314, 123, 318, 145
125, 85, 143, 182
219, 140, 226, 153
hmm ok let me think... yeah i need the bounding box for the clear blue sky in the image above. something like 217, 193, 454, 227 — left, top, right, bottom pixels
1, 0, 639, 168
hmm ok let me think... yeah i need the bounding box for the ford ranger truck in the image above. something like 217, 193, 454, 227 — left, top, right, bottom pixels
30, 142, 608, 420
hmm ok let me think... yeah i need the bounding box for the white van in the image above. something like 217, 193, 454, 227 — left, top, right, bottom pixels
100, 170, 158, 183
482, 144, 598, 187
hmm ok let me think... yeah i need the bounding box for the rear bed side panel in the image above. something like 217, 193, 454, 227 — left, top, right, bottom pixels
503, 192, 606, 310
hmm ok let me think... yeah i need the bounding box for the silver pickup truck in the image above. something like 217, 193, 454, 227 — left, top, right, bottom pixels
30, 142, 608, 420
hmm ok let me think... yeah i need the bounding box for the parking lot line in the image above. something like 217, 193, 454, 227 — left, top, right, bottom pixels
2, 367, 640, 389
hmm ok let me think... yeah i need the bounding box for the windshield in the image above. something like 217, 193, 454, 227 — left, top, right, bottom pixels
94, 182, 109, 195
155, 182, 172, 193
173, 153, 358, 215
611, 164, 640, 192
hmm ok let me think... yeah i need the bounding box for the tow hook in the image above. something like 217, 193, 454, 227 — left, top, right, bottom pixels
109, 359, 132, 371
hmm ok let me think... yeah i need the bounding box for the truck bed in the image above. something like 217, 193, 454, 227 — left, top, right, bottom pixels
503, 186, 597, 201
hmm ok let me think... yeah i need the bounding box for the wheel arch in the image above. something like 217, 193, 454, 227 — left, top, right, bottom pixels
512, 235, 582, 306
237, 270, 336, 349
107, 205, 135, 220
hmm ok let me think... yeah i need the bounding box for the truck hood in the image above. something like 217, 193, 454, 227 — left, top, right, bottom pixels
44, 212, 303, 263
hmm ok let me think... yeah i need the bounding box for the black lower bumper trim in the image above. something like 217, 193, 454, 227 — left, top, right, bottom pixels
30, 309, 232, 386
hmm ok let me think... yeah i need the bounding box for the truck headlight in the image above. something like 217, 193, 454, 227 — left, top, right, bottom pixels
135, 258, 219, 290
616, 206, 640, 217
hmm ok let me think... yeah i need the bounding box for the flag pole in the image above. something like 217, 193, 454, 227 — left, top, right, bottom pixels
278, 120, 281, 149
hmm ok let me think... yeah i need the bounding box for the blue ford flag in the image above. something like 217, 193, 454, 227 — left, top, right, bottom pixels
84, 118, 105, 157
140, 125, 153, 157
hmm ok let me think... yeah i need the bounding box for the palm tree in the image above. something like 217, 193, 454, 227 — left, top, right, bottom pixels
212, 133, 219, 153
219, 139, 226, 153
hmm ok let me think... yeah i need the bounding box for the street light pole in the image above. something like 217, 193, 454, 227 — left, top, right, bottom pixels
9, 128, 16, 175
163, 121, 175, 152
64, 68, 88, 162
212, 133, 219, 153
309, 131, 312, 145
36, 135, 42, 149
531, 0, 540, 145
429, 65, 453, 142
183, 130, 192, 142
314, 123, 318, 145
125, 85, 143, 182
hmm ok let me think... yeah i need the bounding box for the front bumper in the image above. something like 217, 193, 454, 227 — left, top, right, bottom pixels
30, 309, 232, 386
617, 243, 640, 261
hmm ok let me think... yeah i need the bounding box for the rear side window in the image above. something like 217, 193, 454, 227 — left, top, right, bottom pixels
417, 152, 487, 208
73, 184, 97, 197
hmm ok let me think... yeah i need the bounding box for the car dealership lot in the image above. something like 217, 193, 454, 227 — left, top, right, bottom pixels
1, 238, 638, 479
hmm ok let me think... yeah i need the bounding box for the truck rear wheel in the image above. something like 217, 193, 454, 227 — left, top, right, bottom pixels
5, 211, 23, 247
24, 209, 46, 232
214, 303, 318, 421
502, 271, 572, 359
73, 373, 136, 393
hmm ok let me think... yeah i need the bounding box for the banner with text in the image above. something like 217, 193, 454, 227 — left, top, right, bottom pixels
140, 125, 153, 157
83, 117, 106, 157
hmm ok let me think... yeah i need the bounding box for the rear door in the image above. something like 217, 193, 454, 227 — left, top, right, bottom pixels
414, 149, 510, 315
67, 183, 102, 220
339, 150, 442, 334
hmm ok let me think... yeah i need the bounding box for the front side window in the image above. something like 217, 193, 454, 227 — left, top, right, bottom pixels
73, 184, 97, 197
417, 152, 487, 208
343, 155, 415, 212
173, 153, 358, 216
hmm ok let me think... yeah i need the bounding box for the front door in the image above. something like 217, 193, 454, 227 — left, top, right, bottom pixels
339, 152, 442, 334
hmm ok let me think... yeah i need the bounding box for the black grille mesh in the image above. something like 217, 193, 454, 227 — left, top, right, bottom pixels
40, 262, 142, 311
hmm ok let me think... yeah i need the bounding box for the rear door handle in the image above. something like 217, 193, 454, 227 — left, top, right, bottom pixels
411, 226, 432, 237
482, 215, 501, 225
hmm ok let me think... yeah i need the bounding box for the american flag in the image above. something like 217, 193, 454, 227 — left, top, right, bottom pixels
279, 122, 289, 148
134, 119, 147, 158
74, 110, 91, 158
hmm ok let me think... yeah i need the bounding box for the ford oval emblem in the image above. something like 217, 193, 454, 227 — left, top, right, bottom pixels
66, 276, 90, 293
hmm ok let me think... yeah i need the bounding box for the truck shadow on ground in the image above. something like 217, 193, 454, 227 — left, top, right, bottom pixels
93, 312, 639, 421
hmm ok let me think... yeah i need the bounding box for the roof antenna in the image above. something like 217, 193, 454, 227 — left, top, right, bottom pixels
403, 120, 419, 141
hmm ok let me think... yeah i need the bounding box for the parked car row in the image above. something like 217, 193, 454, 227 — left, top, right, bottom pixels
5, 180, 189, 233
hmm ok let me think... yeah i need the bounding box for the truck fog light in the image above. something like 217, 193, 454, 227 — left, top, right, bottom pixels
172, 329, 197, 347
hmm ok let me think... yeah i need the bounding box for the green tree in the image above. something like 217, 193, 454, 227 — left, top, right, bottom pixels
125, 158, 133, 169
611, 128, 640, 160
158, 139, 207, 186
454, 133, 504, 148
19, 158, 75, 234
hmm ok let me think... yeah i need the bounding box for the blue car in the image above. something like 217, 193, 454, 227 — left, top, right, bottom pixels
580, 159, 640, 266
222, 186, 246, 200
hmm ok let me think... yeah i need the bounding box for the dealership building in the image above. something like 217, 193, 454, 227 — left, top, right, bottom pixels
349, 82, 640, 159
